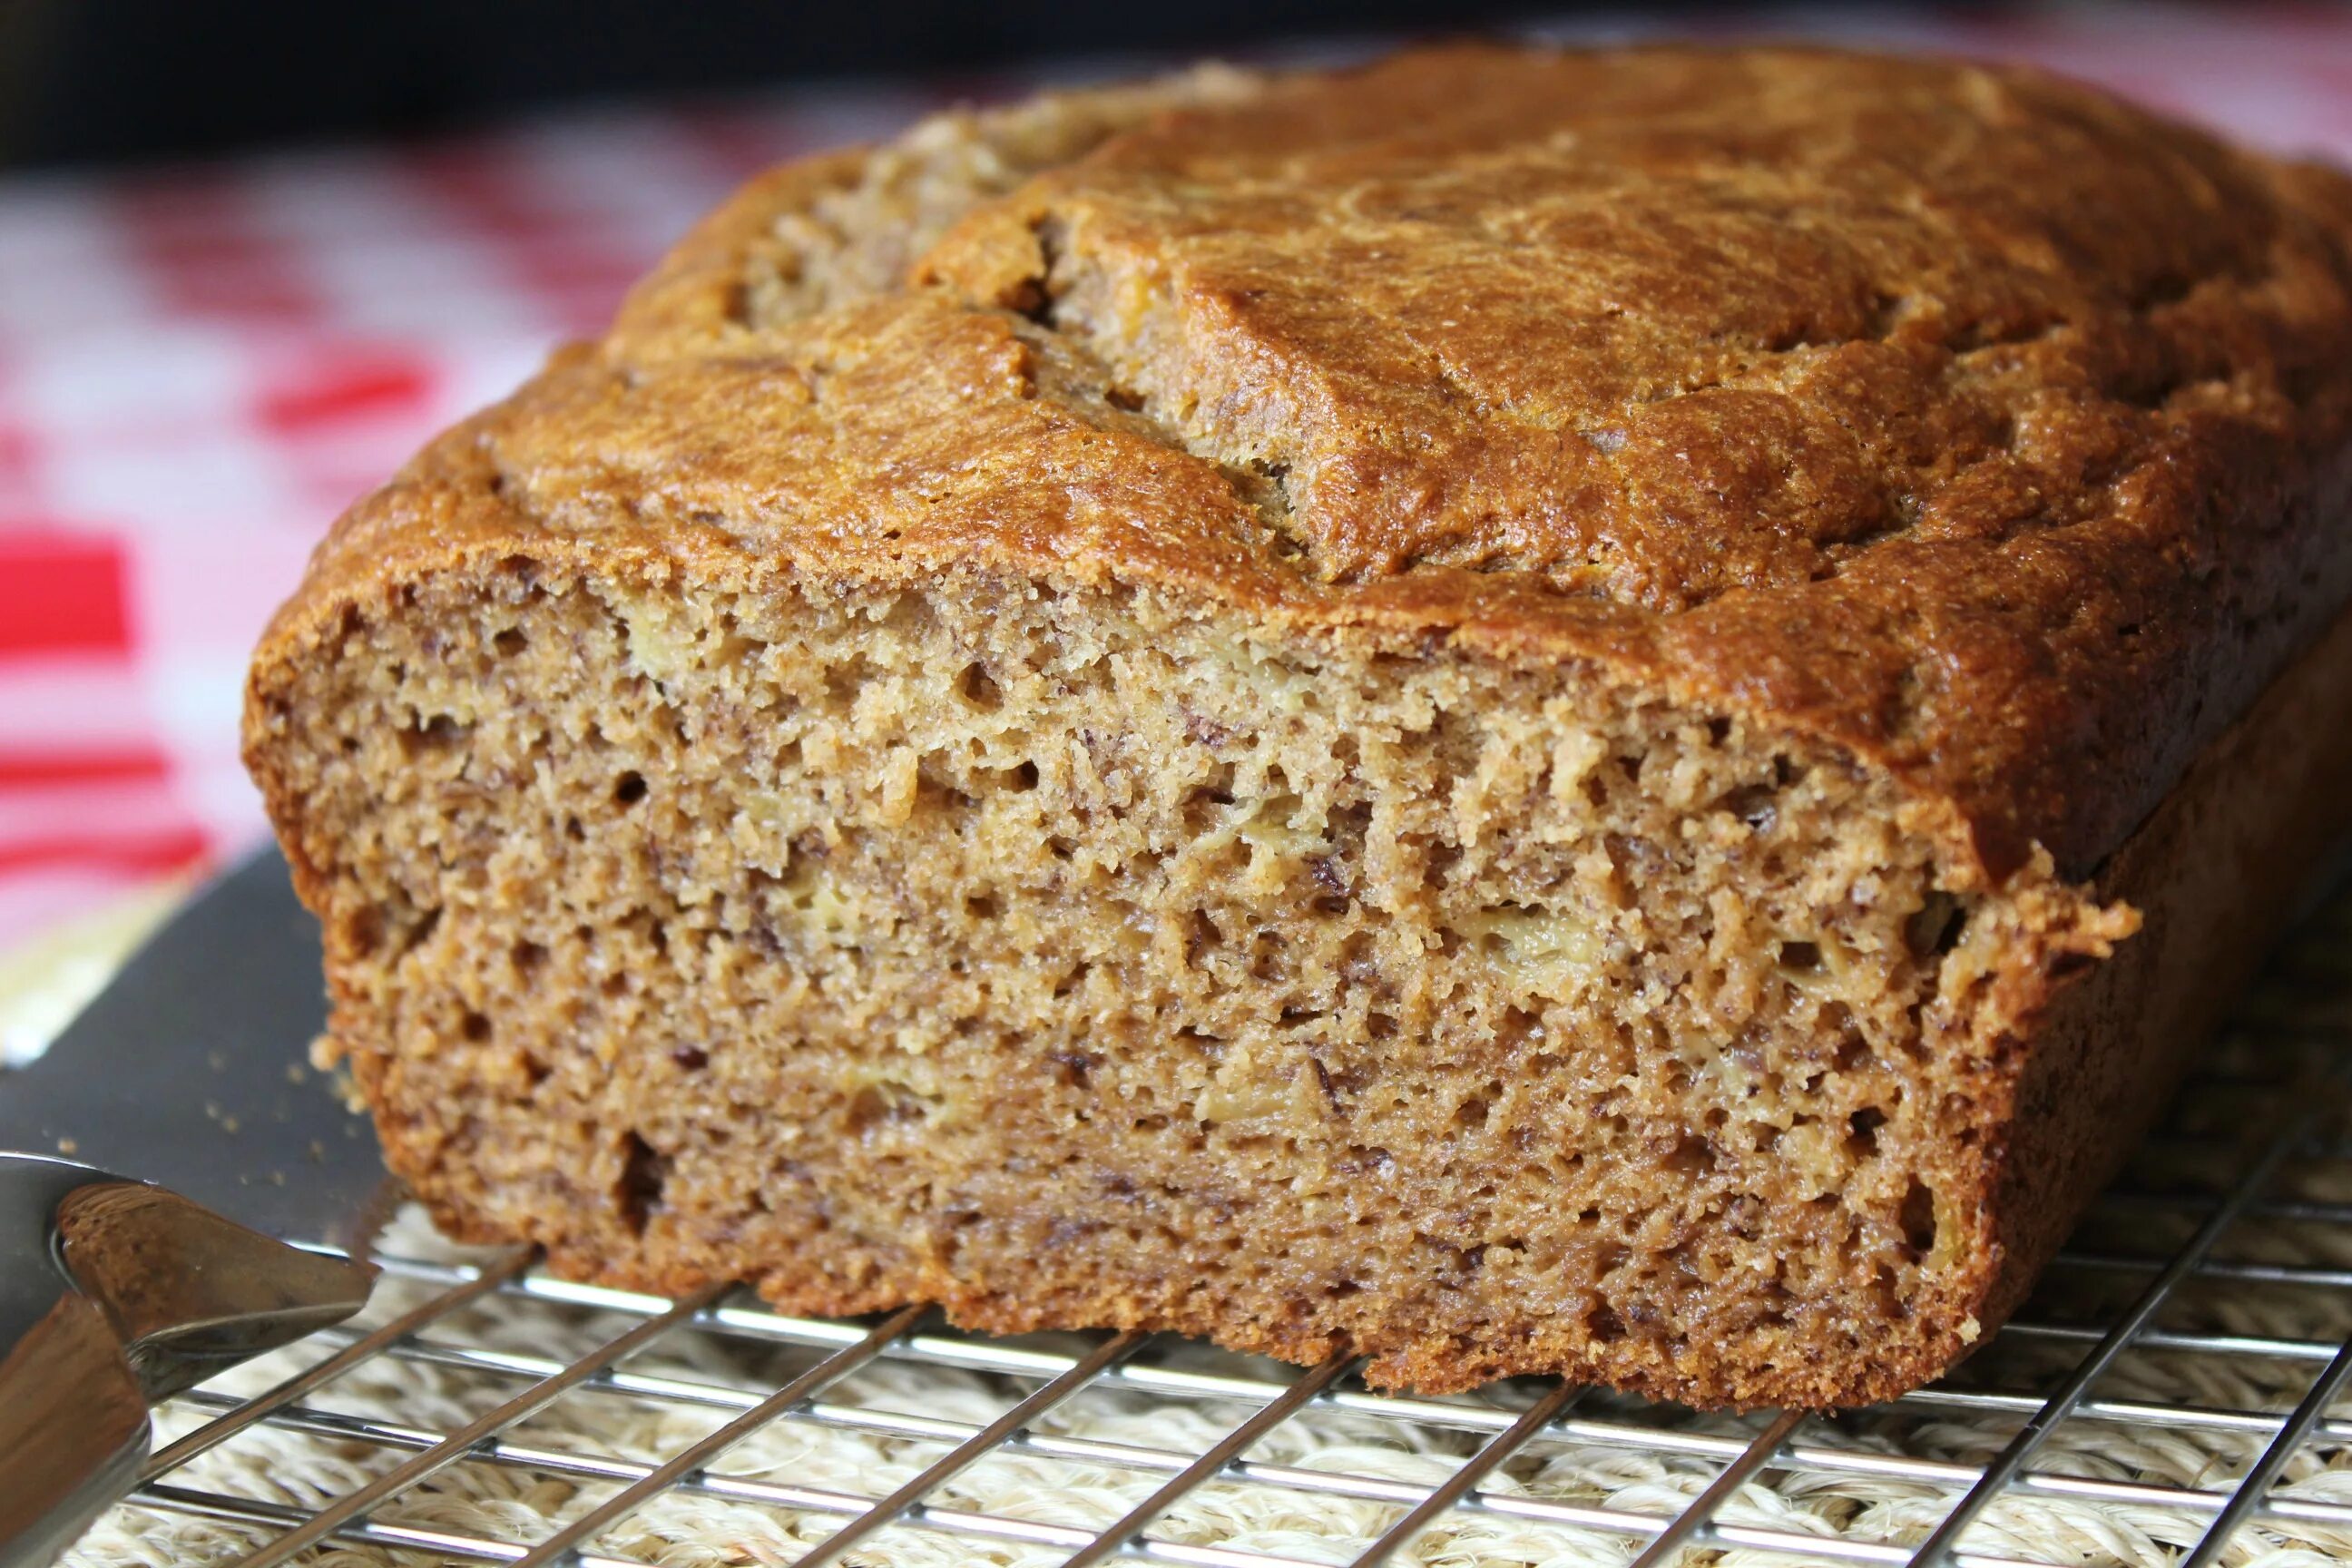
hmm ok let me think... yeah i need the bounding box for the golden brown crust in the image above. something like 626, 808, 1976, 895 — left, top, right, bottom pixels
268, 44, 2352, 887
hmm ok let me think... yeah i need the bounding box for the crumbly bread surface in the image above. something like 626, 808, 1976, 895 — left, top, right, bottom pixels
247, 46, 2352, 1407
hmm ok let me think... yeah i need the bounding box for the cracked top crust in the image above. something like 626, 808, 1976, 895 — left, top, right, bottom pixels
270, 44, 2352, 885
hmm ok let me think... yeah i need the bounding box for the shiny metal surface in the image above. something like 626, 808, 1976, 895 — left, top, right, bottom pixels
0, 1155, 374, 1568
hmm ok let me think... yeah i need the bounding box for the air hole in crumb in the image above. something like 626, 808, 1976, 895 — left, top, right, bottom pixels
671, 1044, 709, 1072
824, 659, 874, 708
1900, 1179, 1938, 1257
1104, 385, 1146, 413
1721, 783, 1778, 833
1010, 760, 1040, 791
398, 713, 466, 759
1665, 1133, 1716, 1175
1047, 835, 1077, 860
614, 772, 648, 806
1174, 1025, 1228, 1061
965, 893, 999, 920
1248, 933, 1288, 983
1847, 1105, 1887, 1156
1181, 783, 1235, 834
846, 1085, 926, 1134
956, 662, 1003, 710
1779, 939, 1822, 972
1831, 1034, 1872, 1074
1049, 1050, 1099, 1088
1455, 1096, 1490, 1131
616, 1133, 670, 1234
1586, 1303, 1627, 1343
459, 1010, 491, 1044
917, 764, 976, 814
1187, 910, 1223, 964
511, 940, 547, 975
1906, 893, 1967, 959
564, 816, 585, 843
493, 628, 527, 656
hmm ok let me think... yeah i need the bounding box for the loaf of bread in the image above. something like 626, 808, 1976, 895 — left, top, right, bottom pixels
244, 45, 2352, 1409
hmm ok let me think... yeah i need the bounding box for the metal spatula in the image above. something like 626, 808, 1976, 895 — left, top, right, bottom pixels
0, 1155, 376, 1568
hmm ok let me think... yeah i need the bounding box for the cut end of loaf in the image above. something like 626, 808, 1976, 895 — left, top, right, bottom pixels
246, 556, 2128, 1408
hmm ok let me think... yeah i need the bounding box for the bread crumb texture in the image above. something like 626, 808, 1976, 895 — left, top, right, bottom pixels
246, 46, 2352, 1407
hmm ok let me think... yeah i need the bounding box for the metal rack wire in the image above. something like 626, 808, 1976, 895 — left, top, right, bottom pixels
80, 888, 2352, 1568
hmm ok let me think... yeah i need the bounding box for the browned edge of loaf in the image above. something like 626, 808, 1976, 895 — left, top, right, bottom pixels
1963, 597, 2352, 1349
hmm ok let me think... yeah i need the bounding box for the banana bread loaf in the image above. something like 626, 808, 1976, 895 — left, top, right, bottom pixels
243, 45, 2352, 1409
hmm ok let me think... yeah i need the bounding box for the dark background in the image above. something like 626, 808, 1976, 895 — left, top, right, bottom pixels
0, 0, 2011, 169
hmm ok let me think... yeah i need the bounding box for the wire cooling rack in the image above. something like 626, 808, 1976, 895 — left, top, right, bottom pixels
72, 886, 2352, 1568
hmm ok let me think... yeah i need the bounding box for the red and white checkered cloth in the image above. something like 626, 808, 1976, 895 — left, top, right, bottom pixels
2, 4, 2349, 955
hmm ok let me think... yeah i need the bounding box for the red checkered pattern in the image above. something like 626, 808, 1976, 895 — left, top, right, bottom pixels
1, 5, 2348, 953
